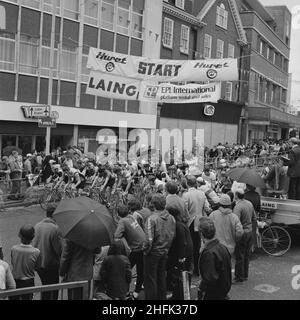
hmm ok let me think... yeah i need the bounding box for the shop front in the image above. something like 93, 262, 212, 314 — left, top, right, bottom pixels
0, 121, 73, 156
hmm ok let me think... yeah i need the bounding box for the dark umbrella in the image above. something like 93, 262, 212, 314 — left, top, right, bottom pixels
53, 196, 116, 250
226, 167, 265, 188
2, 146, 22, 157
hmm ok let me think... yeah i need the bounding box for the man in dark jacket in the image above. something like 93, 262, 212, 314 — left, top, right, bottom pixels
114, 204, 146, 300
286, 138, 300, 200
143, 194, 176, 300
167, 207, 193, 299
32, 206, 62, 300
198, 217, 231, 300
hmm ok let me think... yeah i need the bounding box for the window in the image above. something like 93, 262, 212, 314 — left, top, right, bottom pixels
22, 0, 40, 9
0, 32, 15, 71
259, 40, 264, 55
40, 40, 58, 77
19, 34, 39, 74
281, 88, 287, 103
84, 0, 98, 26
180, 25, 189, 54
228, 44, 235, 58
60, 45, 77, 80
81, 54, 89, 83
204, 34, 212, 58
225, 82, 233, 101
117, 0, 130, 35
131, 12, 143, 38
131, 1, 144, 39
64, 0, 79, 20
162, 18, 174, 49
216, 39, 224, 58
266, 46, 270, 60
175, 0, 185, 9
43, 0, 61, 15
216, 3, 228, 29
268, 47, 273, 62
101, 0, 115, 31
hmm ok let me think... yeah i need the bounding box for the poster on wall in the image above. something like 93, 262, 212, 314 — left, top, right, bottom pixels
87, 47, 238, 82
86, 71, 221, 103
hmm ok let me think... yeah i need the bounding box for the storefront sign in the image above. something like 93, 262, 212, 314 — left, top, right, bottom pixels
87, 48, 238, 82
21, 105, 51, 119
261, 200, 277, 210
38, 116, 56, 128
140, 82, 221, 103
86, 72, 221, 103
203, 104, 215, 116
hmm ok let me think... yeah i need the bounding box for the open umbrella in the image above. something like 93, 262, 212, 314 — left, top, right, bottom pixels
226, 168, 265, 188
53, 196, 116, 250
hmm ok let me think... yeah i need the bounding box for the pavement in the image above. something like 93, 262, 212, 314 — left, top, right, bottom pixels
1, 205, 300, 300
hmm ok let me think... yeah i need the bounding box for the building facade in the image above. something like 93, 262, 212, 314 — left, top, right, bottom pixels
159, 0, 247, 148
237, 0, 300, 143
0, 0, 162, 156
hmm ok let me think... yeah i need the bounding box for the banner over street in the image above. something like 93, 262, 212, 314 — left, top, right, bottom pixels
87, 48, 238, 82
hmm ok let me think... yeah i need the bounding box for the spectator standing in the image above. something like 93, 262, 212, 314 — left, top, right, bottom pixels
10, 225, 40, 300
114, 204, 146, 300
32, 206, 62, 300
202, 167, 217, 189
24, 154, 33, 175
182, 175, 210, 276
165, 181, 189, 224
59, 239, 94, 300
209, 194, 243, 256
0, 246, 16, 296
286, 138, 300, 200
143, 194, 176, 300
198, 217, 232, 300
167, 207, 193, 300
100, 240, 132, 300
233, 189, 256, 283
8, 151, 23, 200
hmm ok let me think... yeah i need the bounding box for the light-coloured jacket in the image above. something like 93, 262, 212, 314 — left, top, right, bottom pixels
182, 187, 210, 231
0, 259, 16, 291
209, 207, 244, 255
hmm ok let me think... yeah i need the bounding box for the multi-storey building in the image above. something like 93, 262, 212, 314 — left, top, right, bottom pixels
237, 0, 300, 143
159, 0, 247, 148
0, 0, 162, 156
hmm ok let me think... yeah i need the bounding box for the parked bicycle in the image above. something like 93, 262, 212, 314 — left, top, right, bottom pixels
256, 208, 291, 257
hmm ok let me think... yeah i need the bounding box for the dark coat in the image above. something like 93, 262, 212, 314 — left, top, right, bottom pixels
166, 194, 189, 224
287, 146, 300, 178
100, 255, 131, 299
244, 190, 261, 213
168, 221, 193, 270
59, 239, 94, 282
199, 239, 232, 300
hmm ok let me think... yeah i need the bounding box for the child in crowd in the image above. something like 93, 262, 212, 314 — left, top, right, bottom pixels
10, 224, 40, 300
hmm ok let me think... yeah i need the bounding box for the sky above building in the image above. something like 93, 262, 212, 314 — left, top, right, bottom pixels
260, 0, 300, 104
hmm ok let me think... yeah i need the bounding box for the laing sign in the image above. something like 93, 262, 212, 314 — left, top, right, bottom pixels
87, 72, 221, 103
87, 48, 238, 82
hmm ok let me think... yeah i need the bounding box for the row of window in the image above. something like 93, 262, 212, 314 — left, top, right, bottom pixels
255, 73, 287, 107
4, 0, 144, 39
258, 38, 289, 73
162, 20, 235, 57
204, 34, 235, 59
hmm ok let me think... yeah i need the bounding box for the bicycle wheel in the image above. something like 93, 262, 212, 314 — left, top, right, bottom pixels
40, 189, 61, 210
40, 189, 52, 211
261, 226, 291, 256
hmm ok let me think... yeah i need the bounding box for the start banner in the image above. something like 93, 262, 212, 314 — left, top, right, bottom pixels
87, 47, 238, 82
86, 71, 221, 103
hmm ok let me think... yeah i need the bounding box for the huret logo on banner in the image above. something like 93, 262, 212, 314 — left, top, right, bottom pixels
0, 5, 6, 30
95, 51, 127, 72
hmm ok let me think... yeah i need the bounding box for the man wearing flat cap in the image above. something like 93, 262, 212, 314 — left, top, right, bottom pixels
286, 138, 300, 200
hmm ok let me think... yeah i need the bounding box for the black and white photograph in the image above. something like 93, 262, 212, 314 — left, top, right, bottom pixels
0, 0, 300, 309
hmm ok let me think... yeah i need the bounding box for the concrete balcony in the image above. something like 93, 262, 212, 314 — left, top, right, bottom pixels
240, 11, 290, 58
